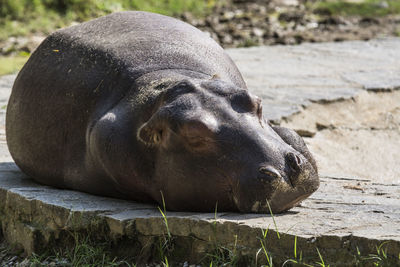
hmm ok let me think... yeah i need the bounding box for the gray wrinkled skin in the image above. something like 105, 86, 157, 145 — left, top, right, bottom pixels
6, 11, 319, 213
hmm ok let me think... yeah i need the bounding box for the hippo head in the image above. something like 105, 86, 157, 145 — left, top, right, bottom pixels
138, 79, 319, 213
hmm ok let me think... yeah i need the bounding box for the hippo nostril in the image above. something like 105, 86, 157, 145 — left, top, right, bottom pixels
287, 152, 302, 171
258, 166, 282, 180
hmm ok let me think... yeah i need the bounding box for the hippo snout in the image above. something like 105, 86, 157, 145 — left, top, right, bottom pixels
267, 153, 319, 213
257, 152, 305, 187
286, 152, 304, 186
287, 152, 303, 171
235, 150, 318, 214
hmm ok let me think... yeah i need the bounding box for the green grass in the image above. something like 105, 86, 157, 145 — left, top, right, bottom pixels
29, 234, 133, 266
0, 54, 29, 75
1, 223, 399, 266
0, 234, 134, 267
237, 38, 259, 48
157, 191, 174, 264
0, 0, 216, 42
313, 0, 400, 17
205, 205, 241, 266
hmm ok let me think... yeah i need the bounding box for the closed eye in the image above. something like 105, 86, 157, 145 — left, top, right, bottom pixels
179, 118, 218, 153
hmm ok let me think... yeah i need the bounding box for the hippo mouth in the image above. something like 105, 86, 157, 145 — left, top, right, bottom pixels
235, 185, 316, 213
248, 194, 311, 213
269, 193, 312, 213
235, 191, 313, 214
232, 157, 319, 214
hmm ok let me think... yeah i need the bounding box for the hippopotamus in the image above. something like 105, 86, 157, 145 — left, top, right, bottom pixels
6, 11, 319, 213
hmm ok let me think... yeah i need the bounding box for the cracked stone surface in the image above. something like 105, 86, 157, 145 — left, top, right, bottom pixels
0, 38, 400, 265
282, 90, 400, 184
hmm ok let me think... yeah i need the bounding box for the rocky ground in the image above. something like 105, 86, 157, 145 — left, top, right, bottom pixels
1, 0, 400, 55
184, 0, 400, 47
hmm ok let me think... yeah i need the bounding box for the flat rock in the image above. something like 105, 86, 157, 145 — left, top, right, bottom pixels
282, 90, 400, 184
1, 38, 400, 265
227, 37, 400, 120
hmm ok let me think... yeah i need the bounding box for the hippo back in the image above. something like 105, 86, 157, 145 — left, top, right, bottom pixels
6, 11, 245, 186
51, 11, 245, 87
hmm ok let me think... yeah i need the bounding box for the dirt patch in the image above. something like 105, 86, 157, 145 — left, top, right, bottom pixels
281, 90, 400, 183
183, 0, 400, 48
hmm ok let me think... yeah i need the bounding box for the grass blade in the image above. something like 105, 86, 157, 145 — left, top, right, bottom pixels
266, 200, 280, 239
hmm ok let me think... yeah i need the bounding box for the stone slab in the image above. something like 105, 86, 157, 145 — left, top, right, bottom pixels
1, 162, 399, 264
281, 89, 400, 184
227, 37, 400, 120
1, 38, 400, 265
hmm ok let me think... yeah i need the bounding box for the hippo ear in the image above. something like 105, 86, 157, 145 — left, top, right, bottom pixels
137, 108, 170, 146
137, 122, 163, 146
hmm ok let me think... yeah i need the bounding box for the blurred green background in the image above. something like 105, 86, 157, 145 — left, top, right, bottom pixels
1, 0, 400, 75
0, 0, 216, 41
0, 0, 216, 75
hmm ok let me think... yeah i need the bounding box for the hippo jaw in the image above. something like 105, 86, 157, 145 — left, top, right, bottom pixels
268, 162, 319, 213
137, 78, 319, 213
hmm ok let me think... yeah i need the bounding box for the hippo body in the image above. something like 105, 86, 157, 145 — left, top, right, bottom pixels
6, 11, 319, 213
